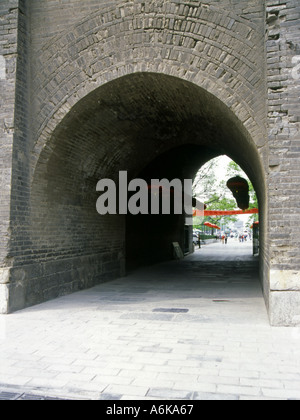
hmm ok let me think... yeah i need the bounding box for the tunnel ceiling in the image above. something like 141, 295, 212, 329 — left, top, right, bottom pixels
28, 71, 265, 270
35, 72, 263, 202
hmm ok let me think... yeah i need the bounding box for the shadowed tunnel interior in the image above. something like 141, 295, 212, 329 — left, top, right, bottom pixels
26, 72, 265, 309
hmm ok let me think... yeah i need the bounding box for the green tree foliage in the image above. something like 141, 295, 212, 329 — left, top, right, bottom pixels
205, 193, 238, 228
193, 156, 258, 231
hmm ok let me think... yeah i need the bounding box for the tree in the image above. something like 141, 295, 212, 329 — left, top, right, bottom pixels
193, 157, 222, 198
205, 193, 238, 228
193, 156, 259, 231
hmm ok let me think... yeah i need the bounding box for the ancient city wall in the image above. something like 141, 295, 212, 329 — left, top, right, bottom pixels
266, 0, 300, 325
0, 1, 20, 311
0, 0, 299, 325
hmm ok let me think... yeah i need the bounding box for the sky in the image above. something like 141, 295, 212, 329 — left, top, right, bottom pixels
214, 155, 232, 182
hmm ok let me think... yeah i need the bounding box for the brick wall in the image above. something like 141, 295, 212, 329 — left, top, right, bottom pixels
0, 1, 18, 261
0, 1, 19, 311
2, 1, 273, 315
266, 0, 300, 325
3, 0, 300, 325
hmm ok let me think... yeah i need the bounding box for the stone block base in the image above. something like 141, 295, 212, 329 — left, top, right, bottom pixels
0, 283, 9, 314
269, 291, 300, 326
269, 270, 300, 326
2, 252, 125, 313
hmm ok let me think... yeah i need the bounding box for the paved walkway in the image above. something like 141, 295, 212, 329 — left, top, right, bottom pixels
1, 240, 300, 400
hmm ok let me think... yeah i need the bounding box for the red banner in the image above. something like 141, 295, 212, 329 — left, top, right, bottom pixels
193, 208, 259, 217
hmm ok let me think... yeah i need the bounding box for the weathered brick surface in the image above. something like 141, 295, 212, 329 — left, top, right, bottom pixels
29, 0, 266, 159
265, 0, 300, 324
267, 0, 300, 268
0, 1, 18, 263
0, 0, 299, 324
0, 1, 20, 311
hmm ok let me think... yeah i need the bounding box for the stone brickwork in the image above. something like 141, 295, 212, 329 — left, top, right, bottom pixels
0, 0, 299, 325
29, 0, 267, 162
0, 1, 19, 312
266, 0, 300, 325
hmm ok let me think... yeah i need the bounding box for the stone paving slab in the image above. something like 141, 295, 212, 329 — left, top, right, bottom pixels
0, 241, 300, 400
0, 388, 69, 400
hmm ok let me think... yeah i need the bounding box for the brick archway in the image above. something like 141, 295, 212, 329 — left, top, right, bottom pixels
30, 1, 267, 180
3, 1, 271, 316
1, 0, 300, 326
16, 71, 266, 317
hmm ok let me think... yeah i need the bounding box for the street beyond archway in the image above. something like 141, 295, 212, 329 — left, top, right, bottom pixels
1, 240, 300, 400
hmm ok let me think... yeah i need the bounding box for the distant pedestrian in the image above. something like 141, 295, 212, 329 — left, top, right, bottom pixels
225, 235, 228, 245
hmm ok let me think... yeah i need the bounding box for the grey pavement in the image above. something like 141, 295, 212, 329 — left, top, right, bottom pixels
1, 239, 300, 400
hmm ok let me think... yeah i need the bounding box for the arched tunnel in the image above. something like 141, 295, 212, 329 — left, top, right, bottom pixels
25, 72, 266, 311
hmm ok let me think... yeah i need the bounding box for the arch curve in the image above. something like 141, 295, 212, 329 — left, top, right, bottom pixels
31, 1, 267, 179
32, 72, 266, 199
25, 72, 269, 312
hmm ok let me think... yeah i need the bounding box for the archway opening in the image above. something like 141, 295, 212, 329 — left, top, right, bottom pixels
27, 72, 267, 312
192, 155, 259, 256
125, 151, 261, 268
